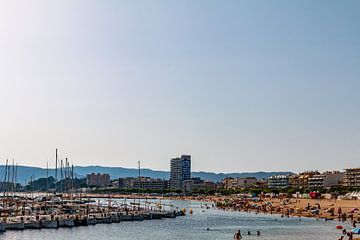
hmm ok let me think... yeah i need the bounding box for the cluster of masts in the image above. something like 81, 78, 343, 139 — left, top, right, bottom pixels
0, 148, 77, 194
1, 159, 18, 196
54, 148, 75, 193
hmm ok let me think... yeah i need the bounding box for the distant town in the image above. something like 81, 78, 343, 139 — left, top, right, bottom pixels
1, 154, 359, 198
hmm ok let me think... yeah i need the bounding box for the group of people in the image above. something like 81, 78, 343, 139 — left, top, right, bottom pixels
338, 229, 354, 240
233, 230, 261, 239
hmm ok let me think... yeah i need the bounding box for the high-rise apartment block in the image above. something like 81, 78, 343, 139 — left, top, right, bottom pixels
169, 155, 191, 190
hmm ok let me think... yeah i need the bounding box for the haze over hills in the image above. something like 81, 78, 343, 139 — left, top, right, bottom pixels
0, 165, 293, 184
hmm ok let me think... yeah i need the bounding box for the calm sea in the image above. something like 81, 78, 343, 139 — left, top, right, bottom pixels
1, 200, 350, 240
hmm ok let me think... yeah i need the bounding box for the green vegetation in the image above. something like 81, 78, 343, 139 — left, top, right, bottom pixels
25, 177, 86, 191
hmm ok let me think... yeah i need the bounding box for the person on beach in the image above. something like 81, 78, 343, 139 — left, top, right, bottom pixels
338, 207, 342, 219
257, 231, 261, 236
234, 230, 242, 239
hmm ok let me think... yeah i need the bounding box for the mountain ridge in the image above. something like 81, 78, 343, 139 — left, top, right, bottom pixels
0, 165, 293, 184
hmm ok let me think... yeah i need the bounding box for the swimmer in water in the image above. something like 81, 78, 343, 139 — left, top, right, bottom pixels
234, 230, 242, 239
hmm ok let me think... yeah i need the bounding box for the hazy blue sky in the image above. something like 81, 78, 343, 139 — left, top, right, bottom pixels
0, 1, 359, 173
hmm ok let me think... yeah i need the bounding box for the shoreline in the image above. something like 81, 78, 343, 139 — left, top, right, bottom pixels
2, 193, 359, 239
9, 192, 360, 223
206, 196, 359, 223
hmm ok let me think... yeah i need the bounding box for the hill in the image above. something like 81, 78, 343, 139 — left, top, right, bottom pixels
0, 165, 293, 184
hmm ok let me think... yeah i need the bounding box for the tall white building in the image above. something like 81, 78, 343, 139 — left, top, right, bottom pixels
169, 155, 191, 190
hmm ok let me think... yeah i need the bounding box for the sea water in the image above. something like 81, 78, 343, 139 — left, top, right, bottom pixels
1, 200, 350, 240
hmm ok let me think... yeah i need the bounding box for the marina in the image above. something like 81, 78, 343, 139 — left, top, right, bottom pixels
0, 194, 182, 233
0, 200, 354, 240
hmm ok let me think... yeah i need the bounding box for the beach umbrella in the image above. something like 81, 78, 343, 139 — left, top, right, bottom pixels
350, 208, 359, 213
351, 228, 360, 234
311, 209, 319, 214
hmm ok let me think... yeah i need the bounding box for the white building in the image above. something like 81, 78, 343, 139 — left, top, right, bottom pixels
268, 175, 290, 189
308, 171, 344, 189
343, 168, 360, 188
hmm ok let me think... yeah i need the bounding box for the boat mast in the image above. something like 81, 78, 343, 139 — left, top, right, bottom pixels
72, 164, 74, 191
15, 163, 18, 193
11, 159, 15, 195
71, 163, 74, 200
138, 161, 141, 208
55, 148, 58, 188
46, 161, 49, 192
3, 159, 8, 202
60, 159, 63, 193
65, 157, 69, 193
7, 161, 11, 198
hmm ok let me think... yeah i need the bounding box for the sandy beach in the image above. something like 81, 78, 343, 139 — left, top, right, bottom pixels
79, 193, 360, 223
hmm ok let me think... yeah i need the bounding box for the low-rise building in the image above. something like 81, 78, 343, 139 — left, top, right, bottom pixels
183, 178, 217, 192
343, 168, 360, 189
268, 175, 290, 189
221, 177, 257, 190
289, 175, 300, 189
86, 173, 111, 187
134, 177, 168, 191
255, 179, 268, 189
193, 180, 217, 191
308, 175, 325, 189
308, 171, 344, 189
118, 177, 135, 189
298, 171, 320, 189
118, 177, 168, 191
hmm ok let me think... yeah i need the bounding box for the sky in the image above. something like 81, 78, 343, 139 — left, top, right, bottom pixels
0, 1, 359, 173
